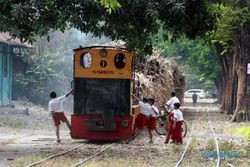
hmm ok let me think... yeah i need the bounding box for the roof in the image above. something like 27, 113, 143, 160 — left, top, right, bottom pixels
73, 45, 127, 51
0, 32, 32, 48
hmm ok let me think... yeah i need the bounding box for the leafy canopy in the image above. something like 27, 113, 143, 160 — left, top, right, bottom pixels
209, 0, 250, 52
152, 24, 220, 89
0, 0, 218, 53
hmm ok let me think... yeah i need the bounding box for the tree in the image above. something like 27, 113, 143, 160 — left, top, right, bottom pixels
0, 0, 218, 54
210, 1, 250, 121
13, 29, 111, 104
152, 28, 220, 95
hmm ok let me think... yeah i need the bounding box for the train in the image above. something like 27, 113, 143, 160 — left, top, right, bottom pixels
70, 46, 140, 140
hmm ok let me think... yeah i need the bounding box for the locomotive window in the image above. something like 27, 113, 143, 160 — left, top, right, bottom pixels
80, 52, 92, 68
100, 49, 107, 57
114, 53, 126, 69
85, 79, 120, 115
74, 78, 130, 116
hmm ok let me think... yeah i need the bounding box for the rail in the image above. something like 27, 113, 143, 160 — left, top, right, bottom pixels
175, 108, 199, 167
25, 143, 87, 167
175, 107, 220, 167
71, 143, 114, 167
207, 107, 220, 167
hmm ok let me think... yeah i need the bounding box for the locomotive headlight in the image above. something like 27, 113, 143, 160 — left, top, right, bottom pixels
100, 49, 107, 57
114, 53, 126, 69
80, 52, 92, 68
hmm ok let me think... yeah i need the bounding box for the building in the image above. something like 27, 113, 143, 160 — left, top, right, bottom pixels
0, 33, 31, 105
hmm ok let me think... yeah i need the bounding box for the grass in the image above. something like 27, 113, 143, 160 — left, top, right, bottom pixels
10, 148, 69, 167
245, 143, 250, 157
205, 139, 215, 151
10, 154, 175, 167
219, 140, 235, 152
0, 117, 26, 129
9, 141, 250, 167
10, 155, 44, 167
172, 144, 182, 154
229, 126, 250, 141
82, 158, 144, 167
187, 138, 197, 152
10, 156, 75, 167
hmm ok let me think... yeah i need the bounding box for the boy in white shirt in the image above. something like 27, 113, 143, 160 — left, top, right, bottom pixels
164, 92, 180, 144
165, 92, 180, 112
133, 96, 157, 143
133, 97, 151, 133
48, 90, 72, 143
147, 97, 159, 144
172, 102, 184, 145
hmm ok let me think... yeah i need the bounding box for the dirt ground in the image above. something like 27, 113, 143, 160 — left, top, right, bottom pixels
0, 99, 249, 167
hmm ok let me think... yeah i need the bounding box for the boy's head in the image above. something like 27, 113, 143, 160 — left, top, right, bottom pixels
143, 96, 152, 103
174, 102, 181, 109
171, 92, 176, 97
148, 96, 155, 105
50, 91, 57, 98
142, 97, 149, 103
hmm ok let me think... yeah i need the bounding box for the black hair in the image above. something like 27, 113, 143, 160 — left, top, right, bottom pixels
148, 96, 155, 105
171, 92, 176, 97
174, 102, 181, 109
50, 91, 57, 98
142, 97, 149, 103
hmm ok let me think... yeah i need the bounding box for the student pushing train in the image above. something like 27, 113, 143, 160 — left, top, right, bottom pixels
48, 46, 184, 144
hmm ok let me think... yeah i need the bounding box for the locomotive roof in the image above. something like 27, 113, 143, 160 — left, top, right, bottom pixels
73, 46, 128, 52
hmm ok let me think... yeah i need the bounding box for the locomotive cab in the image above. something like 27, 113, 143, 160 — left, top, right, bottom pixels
71, 46, 138, 140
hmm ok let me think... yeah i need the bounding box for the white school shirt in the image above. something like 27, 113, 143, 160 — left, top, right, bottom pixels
151, 105, 159, 117
48, 95, 67, 113
166, 96, 180, 110
139, 101, 152, 117
172, 109, 184, 121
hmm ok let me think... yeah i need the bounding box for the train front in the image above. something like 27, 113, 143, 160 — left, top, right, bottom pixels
71, 46, 134, 140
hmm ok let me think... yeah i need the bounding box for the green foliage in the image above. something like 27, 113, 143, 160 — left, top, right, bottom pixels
13, 49, 72, 104
152, 26, 220, 90
0, 0, 218, 54
210, 1, 250, 52
100, 0, 121, 13
12, 29, 111, 104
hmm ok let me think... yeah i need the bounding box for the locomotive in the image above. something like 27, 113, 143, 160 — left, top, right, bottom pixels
70, 46, 140, 140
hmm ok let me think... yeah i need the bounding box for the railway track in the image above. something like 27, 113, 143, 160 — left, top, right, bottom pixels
71, 143, 114, 167
207, 107, 220, 167
175, 107, 220, 167
25, 142, 114, 167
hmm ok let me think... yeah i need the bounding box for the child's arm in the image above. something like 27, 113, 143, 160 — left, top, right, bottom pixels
66, 89, 73, 97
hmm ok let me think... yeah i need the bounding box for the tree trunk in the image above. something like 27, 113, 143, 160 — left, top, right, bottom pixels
231, 22, 250, 122
218, 50, 236, 114
213, 73, 223, 103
